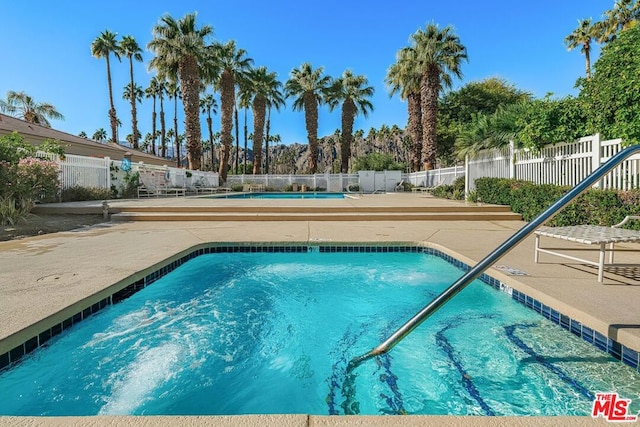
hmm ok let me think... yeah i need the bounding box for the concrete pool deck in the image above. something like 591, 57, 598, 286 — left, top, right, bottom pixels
0, 193, 638, 426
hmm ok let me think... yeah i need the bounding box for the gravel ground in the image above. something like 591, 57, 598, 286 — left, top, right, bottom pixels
0, 214, 107, 241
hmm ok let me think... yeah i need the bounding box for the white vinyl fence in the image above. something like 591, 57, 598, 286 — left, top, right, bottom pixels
466, 134, 640, 193
38, 133, 639, 200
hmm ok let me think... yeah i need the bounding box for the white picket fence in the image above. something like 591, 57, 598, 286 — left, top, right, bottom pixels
37, 133, 639, 199
465, 134, 640, 193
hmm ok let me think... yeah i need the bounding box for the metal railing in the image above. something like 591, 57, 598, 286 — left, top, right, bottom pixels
340, 143, 640, 415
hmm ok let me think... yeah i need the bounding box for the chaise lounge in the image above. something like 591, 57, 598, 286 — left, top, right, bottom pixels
534, 215, 640, 282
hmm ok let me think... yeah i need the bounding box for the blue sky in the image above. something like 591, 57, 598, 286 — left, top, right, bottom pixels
1, 1, 610, 148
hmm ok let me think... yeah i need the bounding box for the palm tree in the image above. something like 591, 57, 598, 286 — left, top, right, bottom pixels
237, 78, 254, 173
167, 81, 181, 167
565, 18, 598, 79
78, 131, 88, 138
598, 0, 640, 42
247, 66, 283, 174
0, 90, 64, 127
411, 23, 467, 170
122, 83, 143, 106
284, 62, 332, 173
148, 12, 213, 170
120, 35, 143, 148
211, 40, 253, 181
386, 47, 423, 171
91, 30, 121, 143
158, 79, 168, 158
328, 70, 374, 173
92, 128, 107, 142
144, 77, 160, 155
200, 93, 218, 171
263, 74, 285, 174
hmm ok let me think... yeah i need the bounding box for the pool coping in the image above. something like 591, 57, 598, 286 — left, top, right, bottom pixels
2, 241, 638, 376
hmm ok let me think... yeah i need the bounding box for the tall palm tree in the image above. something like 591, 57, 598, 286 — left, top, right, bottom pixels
148, 12, 213, 170
200, 93, 218, 171
91, 30, 121, 144
78, 131, 88, 138
120, 35, 143, 148
247, 66, 283, 174
284, 62, 332, 173
211, 40, 253, 181
386, 46, 423, 171
237, 77, 254, 173
144, 77, 160, 155
93, 128, 107, 142
167, 81, 181, 166
565, 18, 597, 79
263, 74, 285, 174
410, 23, 467, 170
328, 70, 374, 173
0, 90, 64, 127
598, 0, 640, 42
158, 79, 168, 158
122, 83, 143, 148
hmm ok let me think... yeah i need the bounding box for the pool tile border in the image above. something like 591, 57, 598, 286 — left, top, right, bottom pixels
1, 243, 638, 374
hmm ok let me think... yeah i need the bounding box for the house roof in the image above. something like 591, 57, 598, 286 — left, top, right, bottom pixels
0, 113, 170, 166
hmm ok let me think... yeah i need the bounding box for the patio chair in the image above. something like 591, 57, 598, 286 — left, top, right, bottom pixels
534, 215, 640, 282
138, 170, 186, 198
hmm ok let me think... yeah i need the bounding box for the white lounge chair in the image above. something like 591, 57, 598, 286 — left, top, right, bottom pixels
137, 170, 186, 198
534, 215, 640, 282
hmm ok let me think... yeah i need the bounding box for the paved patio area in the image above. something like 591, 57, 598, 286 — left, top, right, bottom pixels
0, 193, 638, 426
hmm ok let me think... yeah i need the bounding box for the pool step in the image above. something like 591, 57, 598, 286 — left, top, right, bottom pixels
111, 211, 522, 222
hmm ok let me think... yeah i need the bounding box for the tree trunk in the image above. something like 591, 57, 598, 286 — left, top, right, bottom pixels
173, 95, 179, 167
160, 94, 166, 158
180, 56, 202, 170
252, 95, 266, 175
129, 57, 139, 149
408, 92, 422, 171
340, 99, 355, 173
243, 108, 248, 173
303, 92, 319, 173
421, 66, 440, 170
265, 107, 271, 174
219, 70, 234, 181
151, 97, 157, 155
207, 116, 214, 171
106, 55, 118, 144
234, 104, 240, 175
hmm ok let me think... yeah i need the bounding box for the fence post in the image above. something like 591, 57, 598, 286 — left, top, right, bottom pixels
509, 140, 516, 179
591, 133, 601, 188
105, 157, 111, 191
464, 155, 470, 199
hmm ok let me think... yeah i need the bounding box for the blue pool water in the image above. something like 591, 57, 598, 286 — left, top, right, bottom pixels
1, 251, 639, 416
216, 192, 346, 199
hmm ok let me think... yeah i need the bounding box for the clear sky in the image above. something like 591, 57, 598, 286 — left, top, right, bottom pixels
1, 1, 610, 147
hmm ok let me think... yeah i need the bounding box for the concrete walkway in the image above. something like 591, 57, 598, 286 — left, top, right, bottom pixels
1, 194, 639, 426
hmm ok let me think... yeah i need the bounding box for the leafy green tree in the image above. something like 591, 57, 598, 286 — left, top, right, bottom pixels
91, 30, 121, 143
515, 96, 586, 148
352, 153, 405, 172
0, 91, 64, 127
328, 70, 374, 173
410, 23, 467, 170
579, 23, 640, 145
148, 13, 213, 170
120, 35, 144, 148
285, 62, 332, 173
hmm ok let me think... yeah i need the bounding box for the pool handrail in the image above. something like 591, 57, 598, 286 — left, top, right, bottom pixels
342, 143, 640, 414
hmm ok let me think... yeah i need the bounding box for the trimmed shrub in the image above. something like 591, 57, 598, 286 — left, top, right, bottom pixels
61, 186, 112, 202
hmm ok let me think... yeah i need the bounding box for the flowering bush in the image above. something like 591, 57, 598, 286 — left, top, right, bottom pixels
0, 132, 61, 224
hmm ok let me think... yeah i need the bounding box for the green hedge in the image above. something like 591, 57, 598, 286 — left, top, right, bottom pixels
474, 177, 640, 229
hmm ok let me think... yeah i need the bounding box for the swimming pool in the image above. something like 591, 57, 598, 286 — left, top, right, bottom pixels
213, 192, 347, 199
1, 247, 639, 416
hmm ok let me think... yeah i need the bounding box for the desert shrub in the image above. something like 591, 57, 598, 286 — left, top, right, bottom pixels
431, 176, 466, 200
61, 186, 112, 202
231, 184, 244, 192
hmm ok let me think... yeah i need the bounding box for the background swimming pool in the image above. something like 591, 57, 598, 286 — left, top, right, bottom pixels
1, 251, 639, 416
215, 192, 346, 199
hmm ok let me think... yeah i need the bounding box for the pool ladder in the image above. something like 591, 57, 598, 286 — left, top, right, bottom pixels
341, 144, 640, 415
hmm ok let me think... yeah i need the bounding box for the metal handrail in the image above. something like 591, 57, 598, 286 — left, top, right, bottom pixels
341, 144, 640, 415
